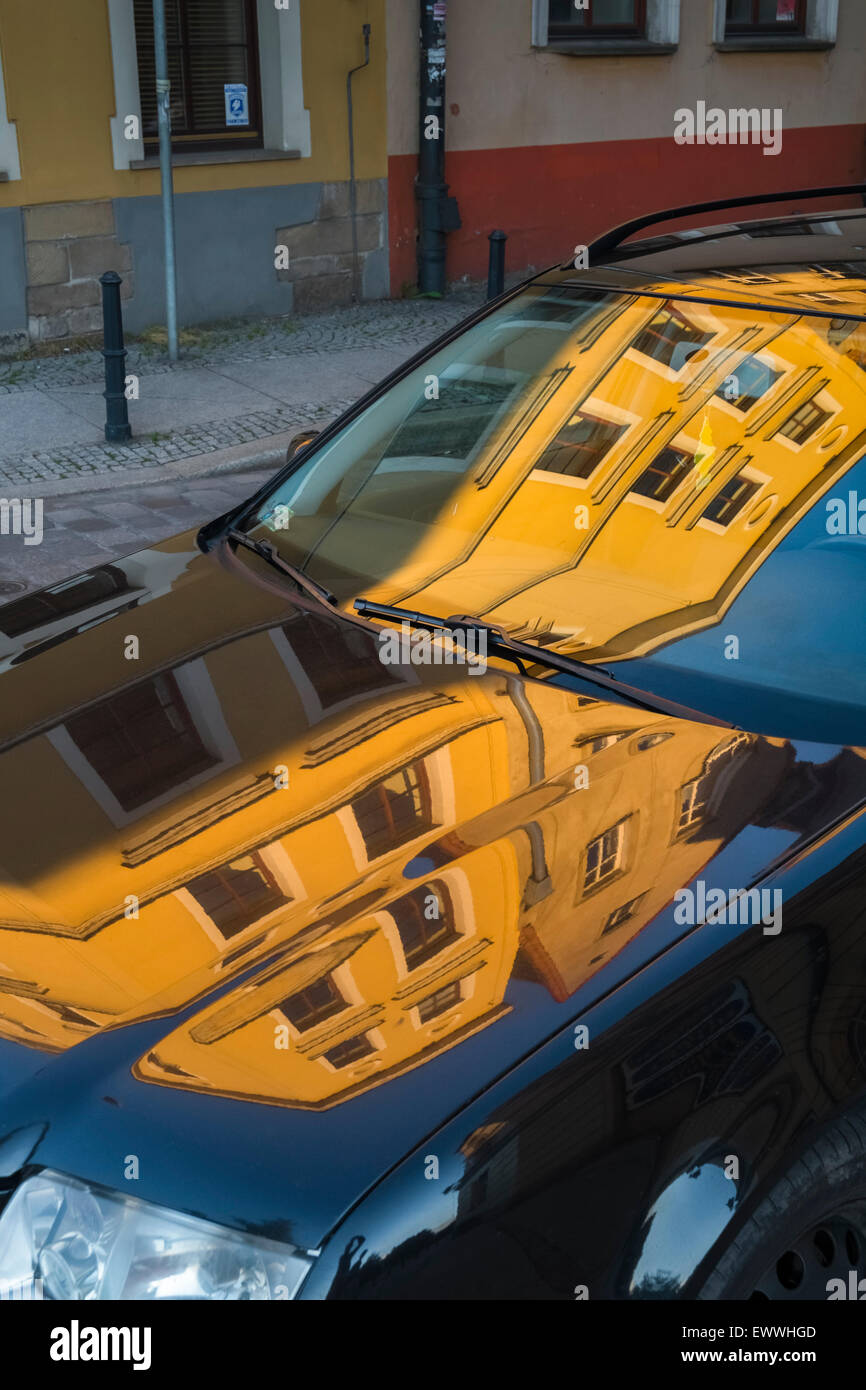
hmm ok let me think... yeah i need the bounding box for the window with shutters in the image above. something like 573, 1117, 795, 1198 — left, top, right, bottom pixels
133, 0, 262, 153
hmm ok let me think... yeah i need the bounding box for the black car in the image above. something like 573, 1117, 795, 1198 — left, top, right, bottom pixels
1, 186, 866, 1303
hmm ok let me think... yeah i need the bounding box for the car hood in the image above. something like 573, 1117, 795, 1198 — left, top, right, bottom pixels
0, 532, 864, 1250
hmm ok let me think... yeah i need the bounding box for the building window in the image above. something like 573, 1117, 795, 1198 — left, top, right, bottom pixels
777, 397, 833, 445
279, 975, 346, 1032
352, 763, 434, 859
713, 0, 837, 48
631, 308, 714, 372
389, 883, 458, 970
700, 472, 761, 526
324, 1033, 375, 1069
187, 851, 286, 938
584, 819, 628, 891
417, 980, 462, 1023
64, 672, 216, 811
133, 0, 262, 152
716, 356, 781, 411
548, 0, 647, 39
535, 412, 628, 480
603, 894, 645, 933
630, 445, 692, 503
533, 0, 679, 50
0, 34, 21, 181
725, 0, 806, 36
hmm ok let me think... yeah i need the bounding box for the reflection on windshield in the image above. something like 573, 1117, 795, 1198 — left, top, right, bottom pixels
254, 279, 866, 732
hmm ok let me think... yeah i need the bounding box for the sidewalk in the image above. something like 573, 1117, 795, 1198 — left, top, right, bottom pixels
0, 291, 479, 494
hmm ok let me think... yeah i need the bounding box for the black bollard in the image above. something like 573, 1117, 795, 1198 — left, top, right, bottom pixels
486, 229, 507, 301
100, 271, 132, 443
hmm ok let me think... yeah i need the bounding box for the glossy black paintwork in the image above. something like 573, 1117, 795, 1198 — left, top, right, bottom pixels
301, 810, 866, 1298
2, 210, 866, 1297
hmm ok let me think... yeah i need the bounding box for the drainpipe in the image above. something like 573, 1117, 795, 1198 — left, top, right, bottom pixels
506, 676, 553, 908
417, 0, 460, 295
152, 0, 179, 362
347, 24, 372, 304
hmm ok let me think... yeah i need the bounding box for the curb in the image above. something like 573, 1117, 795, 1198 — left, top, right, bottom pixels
17, 432, 292, 500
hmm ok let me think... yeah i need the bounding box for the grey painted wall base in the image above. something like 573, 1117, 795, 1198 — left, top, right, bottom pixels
113, 182, 320, 333
114, 178, 389, 334
0, 207, 27, 340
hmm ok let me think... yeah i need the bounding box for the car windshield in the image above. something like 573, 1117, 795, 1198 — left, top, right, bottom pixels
247, 276, 866, 742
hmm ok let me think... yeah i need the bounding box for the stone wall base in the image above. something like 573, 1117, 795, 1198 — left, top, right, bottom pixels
4, 176, 389, 352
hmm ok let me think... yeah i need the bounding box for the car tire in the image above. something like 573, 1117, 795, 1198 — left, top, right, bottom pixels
696, 1107, 866, 1300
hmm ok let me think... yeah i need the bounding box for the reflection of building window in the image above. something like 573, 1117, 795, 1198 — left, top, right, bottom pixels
283, 618, 400, 710
678, 776, 710, 833
584, 819, 628, 890
133, 0, 262, 153
777, 397, 832, 445
353, 762, 433, 858
676, 737, 747, 838
631, 308, 713, 371
65, 672, 216, 811
279, 975, 345, 1032
324, 1033, 374, 1069
701, 472, 761, 526
536, 411, 628, 479
603, 894, 645, 933
715, 355, 780, 410
575, 731, 629, 756
724, 0, 806, 38
0, 566, 132, 637
548, 0, 647, 38
630, 445, 692, 502
187, 851, 286, 938
417, 980, 462, 1022
390, 883, 457, 969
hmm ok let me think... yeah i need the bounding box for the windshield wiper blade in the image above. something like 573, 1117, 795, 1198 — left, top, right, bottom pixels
226, 528, 337, 607
353, 598, 733, 728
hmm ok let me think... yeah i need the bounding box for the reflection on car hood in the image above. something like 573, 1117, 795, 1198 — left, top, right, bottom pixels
0, 532, 864, 1246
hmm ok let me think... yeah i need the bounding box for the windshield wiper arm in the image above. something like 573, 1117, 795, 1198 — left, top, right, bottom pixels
226, 528, 337, 607
353, 598, 733, 727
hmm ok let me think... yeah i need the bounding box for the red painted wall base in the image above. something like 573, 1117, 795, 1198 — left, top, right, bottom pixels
388, 125, 866, 295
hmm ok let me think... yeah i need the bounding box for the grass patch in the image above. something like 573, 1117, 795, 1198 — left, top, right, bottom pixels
5, 333, 102, 363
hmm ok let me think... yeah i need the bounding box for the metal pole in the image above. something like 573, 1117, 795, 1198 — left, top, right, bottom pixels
486, 230, 507, 300
346, 24, 371, 304
100, 272, 132, 443
153, 0, 179, 362
417, 0, 448, 295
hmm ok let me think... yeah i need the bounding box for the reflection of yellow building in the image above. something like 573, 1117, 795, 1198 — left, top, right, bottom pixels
287, 278, 866, 663
0, 532, 816, 1107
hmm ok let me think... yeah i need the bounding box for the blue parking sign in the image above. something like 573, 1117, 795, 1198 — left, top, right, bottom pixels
224, 83, 249, 127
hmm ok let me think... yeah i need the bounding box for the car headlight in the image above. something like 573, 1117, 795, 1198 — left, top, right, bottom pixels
0, 1169, 314, 1300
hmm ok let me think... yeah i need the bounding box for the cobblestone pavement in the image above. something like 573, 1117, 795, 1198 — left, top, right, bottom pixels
0, 467, 278, 597
0, 293, 480, 488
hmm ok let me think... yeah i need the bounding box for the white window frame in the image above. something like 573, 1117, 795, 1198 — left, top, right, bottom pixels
0, 29, 21, 180
107, 0, 310, 172
531, 0, 680, 51
713, 0, 838, 48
